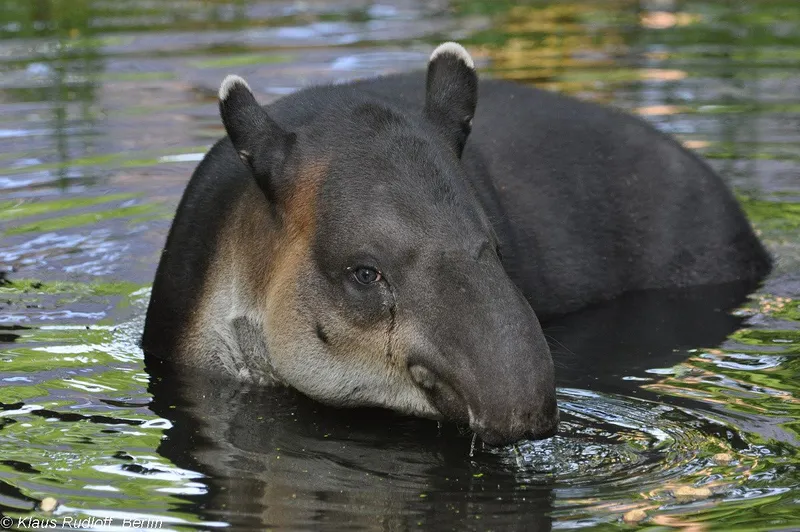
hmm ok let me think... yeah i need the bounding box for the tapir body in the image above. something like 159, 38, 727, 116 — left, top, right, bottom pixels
142, 44, 771, 445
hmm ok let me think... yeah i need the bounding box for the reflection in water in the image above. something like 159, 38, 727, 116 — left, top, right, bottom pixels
548, 280, 758, 391
148, 359, 555, 530
1, 0, 103, 190
146, 281, 756, 530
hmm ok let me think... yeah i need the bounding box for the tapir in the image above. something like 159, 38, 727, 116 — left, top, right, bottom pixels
142, 42, 771, 446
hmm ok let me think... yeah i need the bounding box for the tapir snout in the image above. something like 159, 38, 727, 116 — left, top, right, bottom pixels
403, 257, 559, 446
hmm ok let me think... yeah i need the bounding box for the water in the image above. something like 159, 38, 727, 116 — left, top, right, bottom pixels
1, 0, 798, 529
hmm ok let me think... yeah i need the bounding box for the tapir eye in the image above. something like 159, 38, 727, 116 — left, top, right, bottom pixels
352, 266, 382, 285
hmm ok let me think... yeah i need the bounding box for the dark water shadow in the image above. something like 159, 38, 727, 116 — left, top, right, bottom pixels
146, 357, 555, 530
145, 280, 756, 529
546, 279, 758, 394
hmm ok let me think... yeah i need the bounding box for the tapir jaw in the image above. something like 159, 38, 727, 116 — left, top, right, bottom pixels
265, 338, 444, 419
408, 360, 559, 446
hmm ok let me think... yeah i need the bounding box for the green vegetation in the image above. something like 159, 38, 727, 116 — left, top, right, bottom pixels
4, 204, 159, 235
0, 194, 138, 222
0, 279, 141, 297
740, 197, 800, 234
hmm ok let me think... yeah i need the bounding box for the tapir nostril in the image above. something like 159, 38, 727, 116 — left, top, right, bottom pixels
408, 364, 437, 391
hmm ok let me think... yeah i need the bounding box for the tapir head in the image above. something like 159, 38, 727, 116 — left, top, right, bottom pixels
217, 43, 558, 445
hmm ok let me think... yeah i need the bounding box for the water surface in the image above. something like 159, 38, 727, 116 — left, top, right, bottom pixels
1, 0, 799, 530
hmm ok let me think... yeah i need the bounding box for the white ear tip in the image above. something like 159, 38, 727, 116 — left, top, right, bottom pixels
429, 42, 475, 69
219, 75, 252, 101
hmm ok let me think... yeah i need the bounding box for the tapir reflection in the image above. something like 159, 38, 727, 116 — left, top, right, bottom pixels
148, 360, 554, 531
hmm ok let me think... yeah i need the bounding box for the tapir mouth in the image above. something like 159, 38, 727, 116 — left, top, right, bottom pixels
408, 364, 470, 423
468, 406, 560, 446
408, 363, 559, 446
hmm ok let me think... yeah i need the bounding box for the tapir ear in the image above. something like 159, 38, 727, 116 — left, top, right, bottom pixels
424, 42, 478, 157
218, 75, 295, 203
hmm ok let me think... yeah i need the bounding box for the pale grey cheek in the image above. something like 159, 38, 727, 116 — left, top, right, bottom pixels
265, 328, 436, 417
